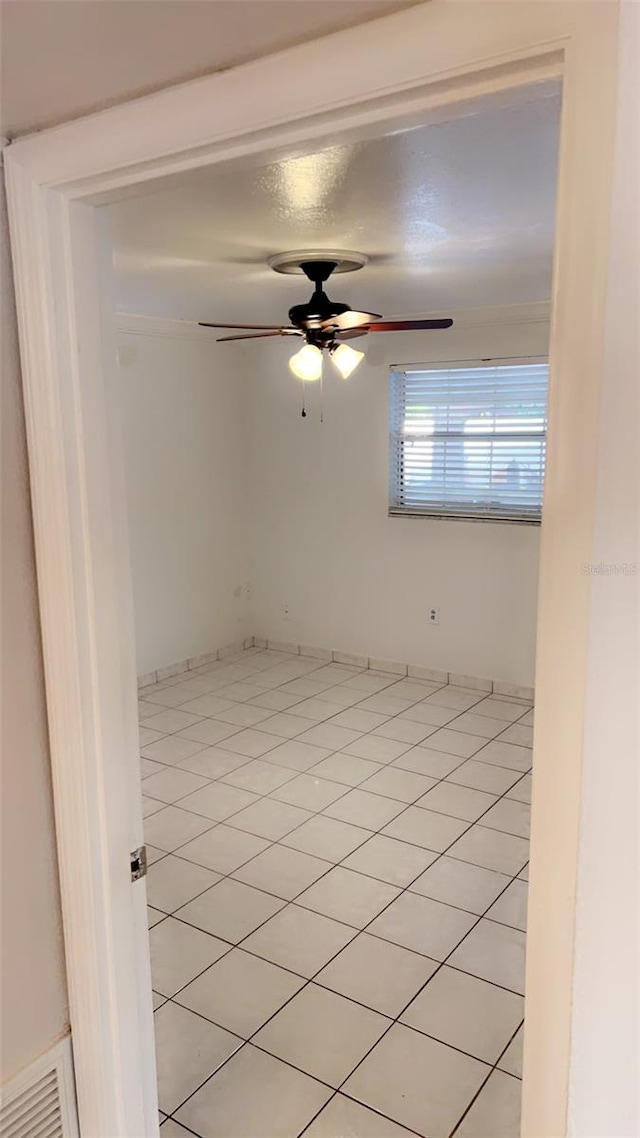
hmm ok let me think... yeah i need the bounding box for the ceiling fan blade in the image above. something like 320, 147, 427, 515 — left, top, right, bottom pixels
321, 309, 382, 331
199, 321, 292, 330
365, 318, 454, 332
216, 330, 303, 342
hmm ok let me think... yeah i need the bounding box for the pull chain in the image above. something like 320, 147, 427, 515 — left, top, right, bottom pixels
319, 367, 324, 424
301, 379, 307, 418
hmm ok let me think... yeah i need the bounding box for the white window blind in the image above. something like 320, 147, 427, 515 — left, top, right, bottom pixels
389, 358, 548, 522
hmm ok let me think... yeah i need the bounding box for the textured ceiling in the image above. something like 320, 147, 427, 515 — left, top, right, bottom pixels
0, 0, 418, 136
108, 90, 561, 323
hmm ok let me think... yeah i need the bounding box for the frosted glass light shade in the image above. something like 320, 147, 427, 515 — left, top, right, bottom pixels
330, 342, 364, 378
289, 343, 323, 381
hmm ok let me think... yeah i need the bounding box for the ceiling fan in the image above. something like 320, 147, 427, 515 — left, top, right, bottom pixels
199, 251, 453, 380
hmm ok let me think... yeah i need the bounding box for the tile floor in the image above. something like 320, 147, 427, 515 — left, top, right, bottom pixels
140, 647, 532, 1138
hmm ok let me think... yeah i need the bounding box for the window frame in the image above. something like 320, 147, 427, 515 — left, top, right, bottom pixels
388, 355, 549, 525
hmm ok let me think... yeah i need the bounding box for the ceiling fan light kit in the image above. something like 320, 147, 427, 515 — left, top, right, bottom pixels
199, 251, 454, 408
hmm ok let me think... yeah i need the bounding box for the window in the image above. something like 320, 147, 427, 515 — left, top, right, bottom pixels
389, 358, 548, 522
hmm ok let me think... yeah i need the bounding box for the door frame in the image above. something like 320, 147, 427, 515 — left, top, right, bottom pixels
5, 3, 621, 1134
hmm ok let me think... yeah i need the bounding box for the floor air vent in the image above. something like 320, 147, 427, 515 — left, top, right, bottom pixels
1, 1037, 78, 1138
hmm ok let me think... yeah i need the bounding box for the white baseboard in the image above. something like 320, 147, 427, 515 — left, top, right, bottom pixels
0, 1035, 78, 1138
139, 635, 534, 701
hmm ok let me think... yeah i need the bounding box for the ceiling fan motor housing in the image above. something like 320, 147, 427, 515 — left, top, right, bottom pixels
288, 260, 350, 339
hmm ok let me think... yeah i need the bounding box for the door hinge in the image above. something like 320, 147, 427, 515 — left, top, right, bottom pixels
130, 845, 147, 882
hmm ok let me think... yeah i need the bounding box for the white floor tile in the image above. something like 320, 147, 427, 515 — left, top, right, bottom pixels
142, 796, 165, 818
154, 1000, 240, 1114
281, 815, 370, 861
143, 709, 206, 735
160, 1119, 198, 1136
222, 728, 289, 757
308, 752, 383, 787
254, 983, 390, 1087
323, 789, 405, 830
381, 806, 468, 852
139, 726, 166, 748
451, 712, 506, 739
359, 766, 437, 803
146, 854, 221, 913
487, 879, 528, 931
249, 689, 308, 712
177, 720, 242, 746
178, 824, 270, 874
176, 947, 304, 1037
355, 694, 417, 716
304, 1094, 416, 1138
317, 932, 438, 1017
498, 1024, 524, 1078
424, 688, 484, 712
175, 1044, 332, 1138
221, 758, 296, 795
258, 712, 316, 738
446, 759, 522, 795
178, 781, 259, 822
176, 746, 251, 779
342, 834, 438, 888
471, 739, 532, 773
263, 739, 332, 772
498, 723, 534, 748
506, 773, 532, 804
372, 718, 437, 745
393, 746, 465, 780
215, 681, 266, 703
144, 805, 216, 853
150, 916, 229, 996
141, 735, 207, 766
447, 825, 529, 876
229, 797, 313, 840
400, 702, 459, 727
342, 735, 412, 764
482, 798, 531, 839
148, 906, 166, 929
424, 728, 486, 758
401, 965, 523, 1062
242, 903, 356, 977
215, 703, 276, 727
177, 878, 285, 943
343, 1023, 489, 1138
297, 866, 400, 928
327, 708, 391, 732
472, 697, 529, 722
454, 1069, 522, 1137
271, 773, 348, 811
368, 892, 475, 960
232, 843, 332, 900
286, 697, 339, 722
409, 856, 511, 916
449, 919, 527, 994
141, 766, 210, 804
298, 723, 365, 750
177, 694, 236, 717
416, 781, 497, 822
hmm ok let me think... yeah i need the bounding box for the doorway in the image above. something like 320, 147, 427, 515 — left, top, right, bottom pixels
4, 3, 624, 1134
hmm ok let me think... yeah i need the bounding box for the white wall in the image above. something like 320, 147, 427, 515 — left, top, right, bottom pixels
1, 172, 69, 1082
117, 320, 252, 676
246, 307, 548, 686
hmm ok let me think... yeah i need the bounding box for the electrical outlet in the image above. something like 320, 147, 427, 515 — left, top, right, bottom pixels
428, 607, 440, 625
